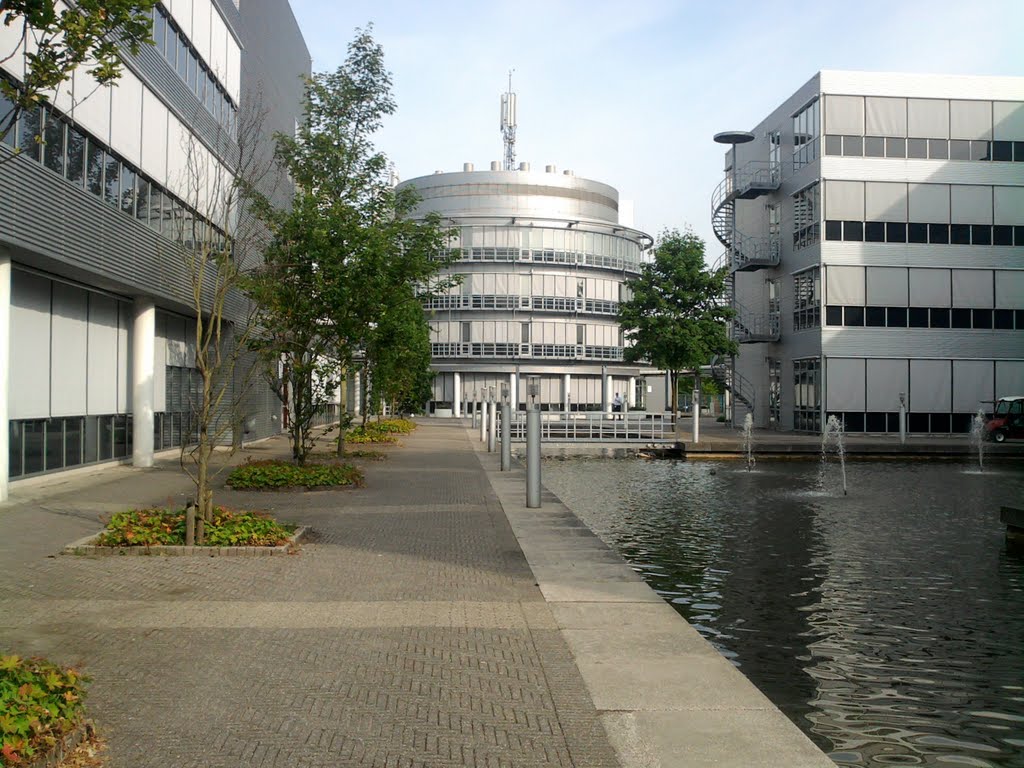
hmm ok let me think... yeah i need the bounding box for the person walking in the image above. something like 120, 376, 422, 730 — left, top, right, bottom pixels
612, 392, 624, 419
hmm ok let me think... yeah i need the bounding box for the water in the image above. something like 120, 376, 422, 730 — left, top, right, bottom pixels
742, 413, 756, 471
972, 410, 988, 472
542, 459, 1024, 767
822, 415, 849, 495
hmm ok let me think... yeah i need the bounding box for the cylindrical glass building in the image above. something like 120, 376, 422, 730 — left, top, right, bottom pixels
397, 164, 653, 415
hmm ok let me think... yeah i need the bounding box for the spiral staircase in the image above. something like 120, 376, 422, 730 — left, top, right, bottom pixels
710, 159, 781, 421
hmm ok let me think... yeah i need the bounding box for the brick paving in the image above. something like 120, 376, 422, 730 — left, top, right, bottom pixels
0, 422, 620, 767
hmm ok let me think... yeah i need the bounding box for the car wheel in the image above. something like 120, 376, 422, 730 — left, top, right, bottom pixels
993, 430, 1007, 443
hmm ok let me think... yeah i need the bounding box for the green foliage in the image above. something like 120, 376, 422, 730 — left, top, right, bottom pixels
226, 460, 364, 490
376, 418, 416, 434
94, 508, 296, 547
346, 418, 415, 444
0, 653, 87, 764
618, 229, 737, 416
1, 0, 158, 143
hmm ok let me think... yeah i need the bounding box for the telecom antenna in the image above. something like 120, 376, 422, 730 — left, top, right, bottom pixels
500, 71, 517, 171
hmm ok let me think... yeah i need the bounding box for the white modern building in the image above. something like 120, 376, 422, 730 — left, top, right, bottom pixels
397, 163, 656, 415
0, 2, 310, 497
715, 71, 1024, 433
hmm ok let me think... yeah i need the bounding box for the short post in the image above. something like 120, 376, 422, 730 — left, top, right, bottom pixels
488, 386, 497, 452
899, 392, 907, 445
472, 390, 479, 429
185, 500, 196, 546
501, 385, 512, 471
480, 390, 488, 443
526, 377, 542, 508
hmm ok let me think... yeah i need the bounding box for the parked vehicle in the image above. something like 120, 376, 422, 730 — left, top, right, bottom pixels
985, 396, 1024, 442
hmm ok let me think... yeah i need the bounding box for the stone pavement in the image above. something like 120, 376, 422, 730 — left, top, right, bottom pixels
0, 422, 619, 767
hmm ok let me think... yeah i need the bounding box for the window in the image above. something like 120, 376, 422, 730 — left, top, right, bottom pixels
17, 104, 41, 160
576, 324, 585, 345
104, 156, 121, 206
793, 99, 819, 169
86, 140, 105, 197
886, 138, 906, 158
907, 138, 928, 159
842, 135, 863, 157
864, 136, 885, 157
928, 139, 948, 159
42, 111, 65, 174
793, 268, 820, 330
793, 358, 821, 432
792, 183, 820, 249
992, 141, 1013, 161
767, 358, 781, 426
0, 86, 15, 148
461, 322, 471, 343
521, 323, 530, 343
65, 125, 86, 186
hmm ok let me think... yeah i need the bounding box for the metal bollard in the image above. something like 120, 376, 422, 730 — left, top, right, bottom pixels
501, 403, 511, 470
526, 407, 541, 508
488, 400, 497, 452
480, 401, 488, 442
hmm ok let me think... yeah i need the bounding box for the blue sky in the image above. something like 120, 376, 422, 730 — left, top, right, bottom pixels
288, 0, 1022, 254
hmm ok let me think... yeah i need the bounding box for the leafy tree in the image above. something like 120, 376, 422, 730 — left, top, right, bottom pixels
246, 27, 455, 463
0, 0, 158, 142
618, 228, 737, 419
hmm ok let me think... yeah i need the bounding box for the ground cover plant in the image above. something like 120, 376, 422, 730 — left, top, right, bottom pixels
226, 460, 364, 490
94, 508, 295, 547
347, 418, 416, 444
0, 654, 87, 765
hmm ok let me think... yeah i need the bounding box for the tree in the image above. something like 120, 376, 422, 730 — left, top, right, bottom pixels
618, 228, 737, 419
246, 27, 455, 462
1, 0, 158, 142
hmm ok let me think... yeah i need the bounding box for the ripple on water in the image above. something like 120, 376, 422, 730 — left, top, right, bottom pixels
541, 459, 1024, 767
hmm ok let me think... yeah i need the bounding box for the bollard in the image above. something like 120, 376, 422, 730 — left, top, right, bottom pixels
488, 399, 497, 452
480, 401, 488, 442
899, 404, 907, 445
501, 403, 511, 471
692, 387, 700, 444
526, 407, 541, 508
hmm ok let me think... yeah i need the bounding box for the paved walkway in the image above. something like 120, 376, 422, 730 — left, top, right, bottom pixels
0, 423, 618, 767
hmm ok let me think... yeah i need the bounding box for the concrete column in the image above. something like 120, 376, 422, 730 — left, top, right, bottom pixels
0, 254, 10, 502
509, 372, 518, 413
563, 373, 571, 413
453, 371, 462, 417
353, 371, 362, 416
132, 298, 156, 468
604, 373, 613, 414
628, 376, 637, 409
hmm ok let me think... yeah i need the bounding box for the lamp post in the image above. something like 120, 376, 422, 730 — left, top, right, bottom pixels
899, 392, 907, 445
488, 385, 497, 452
526, 376, 541, 508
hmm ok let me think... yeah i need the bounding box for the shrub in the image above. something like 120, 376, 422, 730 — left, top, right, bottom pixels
345, 419, 415, 444
0, 654, 87, 765
226, 460, 364, 490
95, 508, 296, 547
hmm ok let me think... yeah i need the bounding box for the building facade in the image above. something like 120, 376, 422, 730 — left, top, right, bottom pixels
397, 163, 654, 414
716, 71, 1024, 433
0, 1, 310, 497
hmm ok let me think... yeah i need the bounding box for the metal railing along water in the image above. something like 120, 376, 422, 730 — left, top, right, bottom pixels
502, 412, 675, 442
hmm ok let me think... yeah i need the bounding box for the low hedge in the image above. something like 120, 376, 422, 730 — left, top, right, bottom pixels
346, 419, 416, 444
226, 460, 364, 490
1, 654, 87, 765
95, 507, 295, 547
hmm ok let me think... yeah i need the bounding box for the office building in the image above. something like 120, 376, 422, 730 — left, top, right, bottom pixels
0, 1, 310, 497
397, 162, 655, 415
715, 71, 1024, 432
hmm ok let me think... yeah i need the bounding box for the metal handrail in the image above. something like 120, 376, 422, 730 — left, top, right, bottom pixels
502, 412, 676, 442
732, 301, 780, 342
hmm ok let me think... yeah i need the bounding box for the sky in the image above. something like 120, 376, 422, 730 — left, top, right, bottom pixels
287, 0, 1022, 254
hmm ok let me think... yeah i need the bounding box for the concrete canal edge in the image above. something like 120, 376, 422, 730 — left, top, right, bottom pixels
475, 444, 835, 768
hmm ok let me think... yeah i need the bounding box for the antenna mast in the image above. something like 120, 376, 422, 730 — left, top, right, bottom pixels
500, 71, 517, 171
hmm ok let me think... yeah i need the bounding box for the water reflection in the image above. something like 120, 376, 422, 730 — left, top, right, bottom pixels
542, 459, 1024, 767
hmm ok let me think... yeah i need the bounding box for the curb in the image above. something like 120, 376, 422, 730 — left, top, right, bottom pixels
61, 526, 309, 556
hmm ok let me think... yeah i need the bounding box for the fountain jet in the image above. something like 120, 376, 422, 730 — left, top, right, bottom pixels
742, 413, 755, 471
970, 408, 986, 472
821, 416, 848, 496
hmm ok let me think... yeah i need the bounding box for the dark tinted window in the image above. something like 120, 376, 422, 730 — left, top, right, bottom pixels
929, 224, 949, 244
825, 305, 843, 326
951, 308, 972, 328
42, 112, 64, 174
972, 308, 992, 329
950, 140, 970, 160
992, 141, 1013, 161
86, 140, 105, 196
0, 88, 15, 147
844, 306, 864, 326
65, 125, 86, 186
908, 223, 928, 243
909, 412, 929, 432
931, 413, 951, 433
909, 307, 929, 327
825, 220, 842, 241
886, 222, 906, 242
843, 412, 865, 432
1015, 142, 1024, 161
844, 221, 863, 241
866, 412, 887, 432
993, 225, 1013, 245
951, 224, 971, 245
865, 222, 885, 242
994, 309, 1014, 329
104, 156, 121, 206
843, 136, 863, 156
930, 308, 950, 328
887, 307, 907, 327
866, 306, 886, 326
824, 135, 841, 155
17, 104, 41, 159
1018, 309, 1024, 329
1017, 226, 1024, 246
972, 225, 991, 245
971, 140, 990, 161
